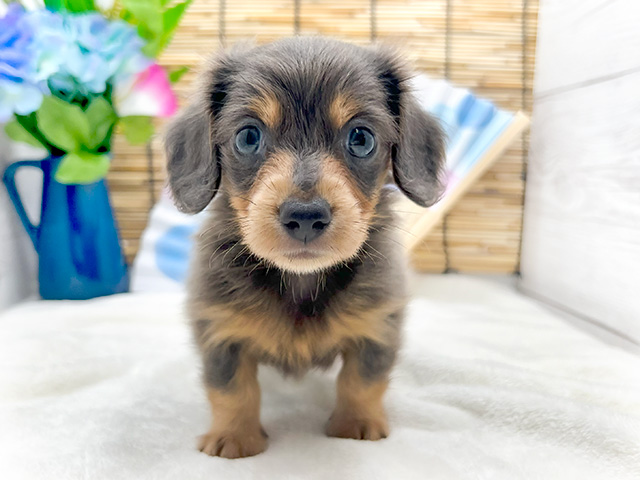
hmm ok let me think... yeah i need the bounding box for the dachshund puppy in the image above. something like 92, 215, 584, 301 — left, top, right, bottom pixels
165, 37, 444, 459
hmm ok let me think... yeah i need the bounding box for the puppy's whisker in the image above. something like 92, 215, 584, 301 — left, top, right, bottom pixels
279, 271, 286, 296
254, 176, 276, 193
363, 241, 388, 263
269, 178, 279, 194
248, 258, 265, 275
243, 253, 256, 267
228, 247, 247, 266
312, 276, 321, 302
222, 243, 247, 265
373, 230, 408, 249
358, 247, 377, 266
291, 278, 297, 303
373, 222, 416, 238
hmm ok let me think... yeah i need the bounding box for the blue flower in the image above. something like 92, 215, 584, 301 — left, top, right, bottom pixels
0, 4, 34, 83
0, 80, 44, 122
44, 13, 151, 95
0, 4, 48, 121
0, 7, 151, 122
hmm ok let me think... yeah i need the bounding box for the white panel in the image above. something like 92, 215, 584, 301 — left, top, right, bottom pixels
520, 70, 640, 342
534, 0, 640, 95
0, 136, 43, 311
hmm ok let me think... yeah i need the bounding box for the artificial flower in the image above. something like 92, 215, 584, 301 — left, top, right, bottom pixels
1, 1, 187, 184
37, 11, 152, 96
0, 80, 43, 122
0, 4, 47, 122
0, 5, 152, 120
114, 64, 178, 118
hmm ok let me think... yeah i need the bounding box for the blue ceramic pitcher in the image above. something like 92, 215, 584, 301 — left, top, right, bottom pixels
2, 157, 129, 300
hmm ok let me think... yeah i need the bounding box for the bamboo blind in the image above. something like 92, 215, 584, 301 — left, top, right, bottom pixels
109, 0, 539, 273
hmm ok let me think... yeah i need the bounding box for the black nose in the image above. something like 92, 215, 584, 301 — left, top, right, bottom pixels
279, 198, 332, 244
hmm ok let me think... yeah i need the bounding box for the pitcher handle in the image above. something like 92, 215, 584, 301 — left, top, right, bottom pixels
2, 160, 45, 248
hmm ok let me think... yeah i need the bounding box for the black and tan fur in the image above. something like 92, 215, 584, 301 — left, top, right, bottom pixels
165, 37, 445, 459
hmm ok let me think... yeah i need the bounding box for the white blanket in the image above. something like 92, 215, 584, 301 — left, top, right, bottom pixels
1, 275, 639, 479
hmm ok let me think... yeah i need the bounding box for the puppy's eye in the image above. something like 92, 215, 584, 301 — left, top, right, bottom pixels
346, 127, 375, 158
235, 126, 262, 154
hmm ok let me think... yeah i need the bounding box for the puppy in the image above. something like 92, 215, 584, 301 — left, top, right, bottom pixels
165, 37, 445, 459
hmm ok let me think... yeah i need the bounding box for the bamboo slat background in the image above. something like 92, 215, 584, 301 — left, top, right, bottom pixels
108, 0, 539, 273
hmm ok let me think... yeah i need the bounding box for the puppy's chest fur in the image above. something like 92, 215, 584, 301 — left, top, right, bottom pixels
188, 199, 405, 375
253, 262, 357, 322
249, 267, 360, 373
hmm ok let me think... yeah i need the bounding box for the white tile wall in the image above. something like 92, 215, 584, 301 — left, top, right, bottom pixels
520, 0, 640, 343
534, 0, 640, 95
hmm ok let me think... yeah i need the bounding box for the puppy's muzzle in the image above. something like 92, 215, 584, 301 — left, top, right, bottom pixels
279, 198, 332, 244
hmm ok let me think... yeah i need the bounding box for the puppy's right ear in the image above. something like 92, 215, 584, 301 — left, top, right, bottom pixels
165, 56, 236, 214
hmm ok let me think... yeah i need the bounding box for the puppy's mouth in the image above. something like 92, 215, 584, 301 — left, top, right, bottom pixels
283, 249, 323, 260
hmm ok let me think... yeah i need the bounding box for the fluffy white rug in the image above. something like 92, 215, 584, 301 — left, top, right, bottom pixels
0, 275, 639, 479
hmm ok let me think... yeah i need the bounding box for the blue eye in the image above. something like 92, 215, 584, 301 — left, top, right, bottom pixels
235, 126, 262, 154
347, 127, 375, 158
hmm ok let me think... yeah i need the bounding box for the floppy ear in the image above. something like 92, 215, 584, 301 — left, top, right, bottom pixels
164, 55, 237, 214
165, 102, 219, 214
376, 51, 446, 207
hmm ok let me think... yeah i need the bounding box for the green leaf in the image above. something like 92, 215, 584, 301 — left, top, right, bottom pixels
54, 151, 111, 184
121, 0, 192, 57
63, 0, 97, 12
85, 97, 116, 150
155, 1, 192, 54
120, 116, 155, 145
45, 0, 96, 12
121, 0, 163, 33
4, 121, 46, 149
43, 0, 64, 11
164, 1, 191, 35
141, 37, 163, 58
14, 114, 57, 153
134, 23, 156, 42
168, 66, 189, 84
36, 96, 90, 152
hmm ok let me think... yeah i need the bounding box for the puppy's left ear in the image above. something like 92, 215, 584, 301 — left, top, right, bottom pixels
165, 102, 219, 214
164, 52, 239, 214
374, 49, 446, 207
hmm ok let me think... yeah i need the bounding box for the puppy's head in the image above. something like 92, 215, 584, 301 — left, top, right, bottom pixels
166, 38, 444, 274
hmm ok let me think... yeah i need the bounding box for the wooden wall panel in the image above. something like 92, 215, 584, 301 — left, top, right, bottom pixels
299, 1, 371, 43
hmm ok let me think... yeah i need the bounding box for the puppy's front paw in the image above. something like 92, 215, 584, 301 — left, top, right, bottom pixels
326, 411, 389, 441
198, 427, 267, 459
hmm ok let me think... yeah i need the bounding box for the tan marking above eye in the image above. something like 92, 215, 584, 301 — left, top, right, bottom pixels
329, 93, 360, 130
248, 92, 282, 130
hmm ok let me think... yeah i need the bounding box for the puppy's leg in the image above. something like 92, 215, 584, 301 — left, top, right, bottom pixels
326, 339, 396, 441
198, 342, 267, 458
